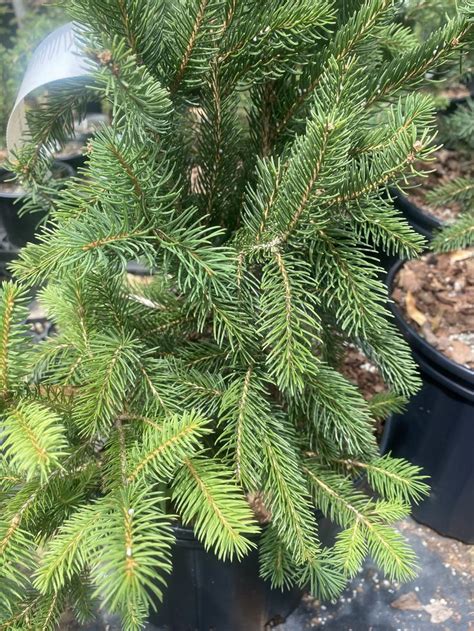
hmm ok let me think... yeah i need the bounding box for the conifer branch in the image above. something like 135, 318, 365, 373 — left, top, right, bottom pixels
1, 0, 464, 622
172, 456, 259, 560
170, 0, 210, 94
127, 412, 210, 482
304, 462, 418, 580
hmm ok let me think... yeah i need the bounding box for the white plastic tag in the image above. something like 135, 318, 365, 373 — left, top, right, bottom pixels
7, 22, 90, 154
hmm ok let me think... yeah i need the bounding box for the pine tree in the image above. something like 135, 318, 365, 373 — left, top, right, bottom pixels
1, 1, 472, 629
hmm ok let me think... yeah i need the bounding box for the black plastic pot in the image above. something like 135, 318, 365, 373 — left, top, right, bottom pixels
0, 162, 74, 249
149, 517, 337, 631
381, 261, 474, 544
390, 187, 442, 241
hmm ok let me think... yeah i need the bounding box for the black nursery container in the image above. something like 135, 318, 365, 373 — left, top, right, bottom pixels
381, 262, 474, 544
149, 526, 301, 631
390, 187, 442, 241
0, 162, 74, 249
149, 518, 337, 631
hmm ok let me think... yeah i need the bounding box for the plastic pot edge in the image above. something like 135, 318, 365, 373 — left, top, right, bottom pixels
390, 187, 443, 238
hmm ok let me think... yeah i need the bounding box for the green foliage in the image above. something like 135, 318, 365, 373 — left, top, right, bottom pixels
304, 460, 420, 581
127, 411, 210, 482
432, 209, 474, 250
0, 0, 469, 628
72, 331, 143, 436
172, 456, 259, 560
259, 253, 320, 394
0, 282, 30, 393
2, 401, 68, 480
90, 487, 174, 626
396, 0, 474, 93
429, 99, 474, 252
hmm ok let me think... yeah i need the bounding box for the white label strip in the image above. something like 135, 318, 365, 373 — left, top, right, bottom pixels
7, 22, 91, 154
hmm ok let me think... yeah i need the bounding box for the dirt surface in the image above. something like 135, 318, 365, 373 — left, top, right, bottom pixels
392, 250, 474, 369
407, 148, 474, 223
284, 519, 473, 631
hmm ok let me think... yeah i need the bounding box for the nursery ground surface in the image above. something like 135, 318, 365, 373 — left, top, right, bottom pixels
65, 518, 473, 631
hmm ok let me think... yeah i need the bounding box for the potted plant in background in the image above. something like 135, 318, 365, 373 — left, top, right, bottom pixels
0, 157, 75, 250
391, 96, 474, 240
0, 0, 471, 629
391, 0, 474, 238
384, 94, 474, 544
0, 1, 75, 258
0, 1, 66, 163
0, 1, 108, 259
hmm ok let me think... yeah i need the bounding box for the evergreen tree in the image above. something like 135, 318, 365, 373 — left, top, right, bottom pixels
1, 1, 472, 628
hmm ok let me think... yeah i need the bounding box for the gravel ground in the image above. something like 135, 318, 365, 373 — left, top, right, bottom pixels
64, 518, 472, 631
282, 518, 473, 631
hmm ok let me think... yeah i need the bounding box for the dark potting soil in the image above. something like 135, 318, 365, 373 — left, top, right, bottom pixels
342, 345, 386, 400
407, 148, 474, 223
392, 250, 474, 369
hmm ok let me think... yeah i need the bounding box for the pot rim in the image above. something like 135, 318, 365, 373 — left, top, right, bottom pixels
387, 260, 474, 387
171, 522, 263, 545
0, 169, 24, 200
390, 187, 443, 233
0, 161, 75, 200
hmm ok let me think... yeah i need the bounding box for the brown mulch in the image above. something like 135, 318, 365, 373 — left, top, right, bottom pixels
341, 345, 387, 438
341, 345, 386, 401
407, 148, 474, 224
392, 250, 474, 370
